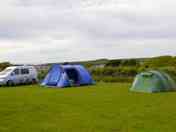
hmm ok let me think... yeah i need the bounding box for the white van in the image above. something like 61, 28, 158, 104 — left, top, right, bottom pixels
0, 66, 38, 86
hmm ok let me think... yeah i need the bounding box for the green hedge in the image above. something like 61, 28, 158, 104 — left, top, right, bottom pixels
90, 67, 138, 77
93, 76, 133, 83
38, 70, 49, 81
37, 65, 176, 83
0, 62, 11, 71
90, 66, 176, 83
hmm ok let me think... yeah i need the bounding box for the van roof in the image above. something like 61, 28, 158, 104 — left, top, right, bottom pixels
6, 66, 34, 70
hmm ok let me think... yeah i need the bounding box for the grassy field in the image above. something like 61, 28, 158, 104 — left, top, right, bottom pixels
0, 83, 176, 132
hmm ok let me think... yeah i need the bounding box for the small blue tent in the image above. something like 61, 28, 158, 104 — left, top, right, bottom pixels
41, 64, 94, 87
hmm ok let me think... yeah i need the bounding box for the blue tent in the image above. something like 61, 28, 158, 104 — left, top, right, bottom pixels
41, 64, 95, 87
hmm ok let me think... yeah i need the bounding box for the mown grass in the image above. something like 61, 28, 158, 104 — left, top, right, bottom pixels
0, 83, 176, 132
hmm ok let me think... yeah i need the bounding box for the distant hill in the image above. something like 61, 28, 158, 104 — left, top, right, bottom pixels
1, 55, 176, 83
32, 55, 176, 68
1, 55, 176, 71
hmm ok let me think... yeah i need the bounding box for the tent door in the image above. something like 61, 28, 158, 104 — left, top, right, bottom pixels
47, 65, 62, 86
65, 68, 79, 86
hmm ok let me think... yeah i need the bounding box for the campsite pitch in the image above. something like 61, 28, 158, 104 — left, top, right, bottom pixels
0, 83, 176, 132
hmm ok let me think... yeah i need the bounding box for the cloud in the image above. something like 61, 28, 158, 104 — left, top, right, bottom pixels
0, 0, 176, 63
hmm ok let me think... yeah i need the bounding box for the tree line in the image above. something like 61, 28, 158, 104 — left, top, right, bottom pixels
1, 56, 176, 82
0, 62, 11, 71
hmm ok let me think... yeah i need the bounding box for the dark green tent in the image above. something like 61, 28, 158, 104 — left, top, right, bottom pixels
130, 71, 176, 93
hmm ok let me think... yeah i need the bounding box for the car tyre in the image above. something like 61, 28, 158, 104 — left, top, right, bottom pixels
31, 79, 37, 84
7, 80, 14, 86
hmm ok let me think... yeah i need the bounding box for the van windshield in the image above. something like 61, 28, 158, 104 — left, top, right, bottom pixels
0, 69, 12, 76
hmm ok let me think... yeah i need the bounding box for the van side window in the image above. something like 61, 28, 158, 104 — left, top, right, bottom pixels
14, 69, 20, 75
21, 69, 29, 74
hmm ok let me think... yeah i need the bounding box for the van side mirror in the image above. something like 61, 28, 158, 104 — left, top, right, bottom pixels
11, 72, 15, 76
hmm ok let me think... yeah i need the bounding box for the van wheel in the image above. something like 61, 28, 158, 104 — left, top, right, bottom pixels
31, 79, 37, 84
7, 80, 14, 86
25, 79, 30, 85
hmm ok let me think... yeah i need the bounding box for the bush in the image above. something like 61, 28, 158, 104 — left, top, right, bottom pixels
106, 60, 121, 67
0, 62, 11, 71
93, 76, 133, 83
121, 59, 139, 66
142, 56, 176, 68
38, 70, 49, 81
90, 67, 138, 77
90, 66, 138, 83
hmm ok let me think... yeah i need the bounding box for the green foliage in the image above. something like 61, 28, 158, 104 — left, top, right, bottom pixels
90, 56, 176, 83
121, 59, 139, 66
38, 56, 176, 83
105, 59, 139, 67
106, 60, 121, 67
1, 55, 175, 83
38, 69, 50, 81
93, 76, 133, 83
91, 67, 138, 77
91, 67, 138, 82
0, 62, 11, 71
143, 56, 176, 68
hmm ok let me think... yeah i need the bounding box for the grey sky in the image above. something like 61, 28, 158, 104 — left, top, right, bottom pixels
0, 0, 176, 64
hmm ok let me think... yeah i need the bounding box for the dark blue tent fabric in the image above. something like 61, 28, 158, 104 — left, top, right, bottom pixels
41, 64, 94, 87
46, 65, 62, 86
